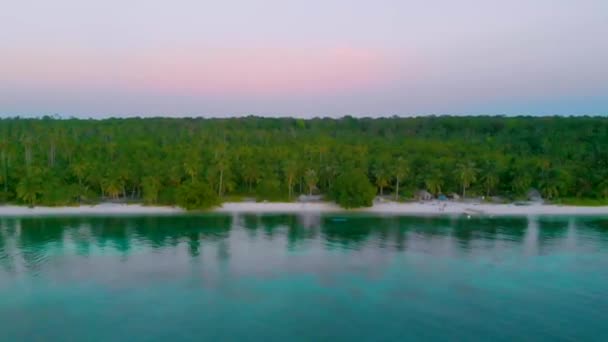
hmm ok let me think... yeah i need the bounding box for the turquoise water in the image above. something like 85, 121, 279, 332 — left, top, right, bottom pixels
1, 214, 608, 341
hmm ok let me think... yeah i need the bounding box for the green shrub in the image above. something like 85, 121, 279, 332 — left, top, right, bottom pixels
330, 169, 376, 208
176, 180, 220, 210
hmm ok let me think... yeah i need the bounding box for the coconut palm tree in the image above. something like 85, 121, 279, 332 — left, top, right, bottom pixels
0, 138, 9, 193
373, 166, 390, 196
599, 179, 608, 199
391, 157, 409, 201
214, 155, 228, 197
456, 161, 477, 199
481, 171, 499, 198
71, 162, 89, 188
512, 174, 532, 196
102, 177, 123, 200
142, 176, 161, 204
304, 169, 318, 196
183, 157, 200, 183
283, 159, 298, 199
425, 176, 443, 197
242, 161, 260, 193
16, 174, 42, 207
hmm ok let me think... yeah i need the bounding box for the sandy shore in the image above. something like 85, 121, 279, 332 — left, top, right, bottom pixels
0, 201, 607, 217
0, 203, 184, 216
217, 201, 608, 216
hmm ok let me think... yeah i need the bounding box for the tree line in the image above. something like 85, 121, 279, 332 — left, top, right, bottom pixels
0, 115, 607, 208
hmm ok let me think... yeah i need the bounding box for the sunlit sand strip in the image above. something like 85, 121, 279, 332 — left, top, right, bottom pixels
0, 202, 607, 216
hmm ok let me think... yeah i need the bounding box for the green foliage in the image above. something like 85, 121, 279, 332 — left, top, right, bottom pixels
330, 170, 376, 208
40, 181, 80, 206
176, 181, 220, 210
0, 116, 607, 207
304, 169, 318, 195
142, 176, 161, 204
558, 198, 608, 206
16, 173, 43, 206
456, 161, 478, 198
255, 177, 284, 201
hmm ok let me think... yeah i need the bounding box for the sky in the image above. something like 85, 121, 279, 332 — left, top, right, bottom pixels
1, 0, 607, 118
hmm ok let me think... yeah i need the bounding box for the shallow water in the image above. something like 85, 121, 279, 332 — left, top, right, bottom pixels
1, 214, 607, 341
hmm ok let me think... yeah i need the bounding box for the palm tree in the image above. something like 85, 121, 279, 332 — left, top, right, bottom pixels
304, 169, 318, 196
373, 167, 390, 196
16, 174, 42, 207
512, 174, 531, 196
71, 162, 89, 188
540, 180, 559, 199
183, 158, 200, 183
425, 176, 443, 197
242, 161, 260, 192
142, 176, 161, 204
102, 177, 123, 200
599, 179, 608, 199
21, 134, 33, 168
215, 156, 228, 197
481, 171, 499, 198
283, 159, 298, 199
391, 157, 409, 201
456, 161, 477, 199
0, 138, 9, 193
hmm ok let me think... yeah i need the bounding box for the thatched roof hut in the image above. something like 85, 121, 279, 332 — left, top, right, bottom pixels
416, 190, 433, 201
527, 188, 543, 202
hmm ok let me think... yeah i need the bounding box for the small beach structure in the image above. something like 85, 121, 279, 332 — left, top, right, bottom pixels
416, 190, 433, 201
298, 194, 323, 203
527, 188, 543, 203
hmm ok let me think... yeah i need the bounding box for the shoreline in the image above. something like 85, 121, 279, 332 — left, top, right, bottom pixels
0, 201, 607, 217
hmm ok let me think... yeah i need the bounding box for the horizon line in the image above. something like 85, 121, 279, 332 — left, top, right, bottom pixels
1, 113, 607, 120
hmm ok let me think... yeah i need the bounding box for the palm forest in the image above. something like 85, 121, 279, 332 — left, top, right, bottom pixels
0, 116, 606, 209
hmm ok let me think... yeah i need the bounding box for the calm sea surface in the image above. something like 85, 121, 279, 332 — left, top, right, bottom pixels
1, 214, 607, 341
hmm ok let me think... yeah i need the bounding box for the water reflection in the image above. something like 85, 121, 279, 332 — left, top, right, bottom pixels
1, 214, 608, 277
2, 214, 608, 341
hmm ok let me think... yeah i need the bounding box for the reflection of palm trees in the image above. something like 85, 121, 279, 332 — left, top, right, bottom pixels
0, 220, 17, 273
217, 240, 230, 262
188, 232, 200, 257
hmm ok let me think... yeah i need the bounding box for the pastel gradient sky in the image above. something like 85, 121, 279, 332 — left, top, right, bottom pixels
1, 0, 607, 117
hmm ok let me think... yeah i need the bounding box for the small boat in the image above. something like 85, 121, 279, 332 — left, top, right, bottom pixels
330, 217, 348, 222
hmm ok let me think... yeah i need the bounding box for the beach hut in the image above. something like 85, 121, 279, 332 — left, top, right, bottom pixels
527, 188, 543, 203
298, 194, 323, 203
416, 190, 433, 201
438, 194, 448, 201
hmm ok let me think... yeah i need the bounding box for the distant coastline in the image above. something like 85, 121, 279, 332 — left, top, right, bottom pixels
1, 201, 607, 217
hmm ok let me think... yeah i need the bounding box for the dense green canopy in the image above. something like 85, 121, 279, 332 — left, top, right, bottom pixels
329, 169, 376, 208
0, 115, 607, 208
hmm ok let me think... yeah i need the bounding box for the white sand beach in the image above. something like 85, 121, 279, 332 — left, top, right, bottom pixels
0, 203, 184, 216
0, 201, 607, 217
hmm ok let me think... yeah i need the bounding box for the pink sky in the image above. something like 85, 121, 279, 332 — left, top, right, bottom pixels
0, 0, 606, 117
